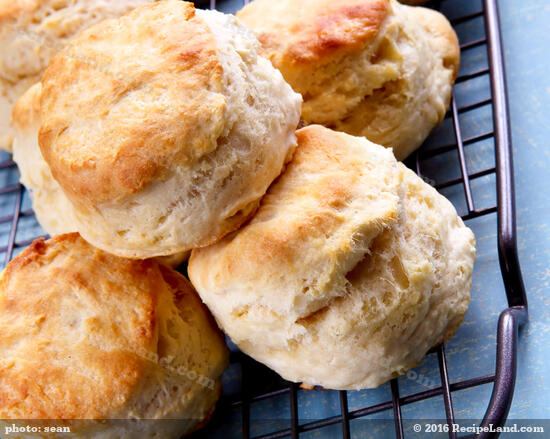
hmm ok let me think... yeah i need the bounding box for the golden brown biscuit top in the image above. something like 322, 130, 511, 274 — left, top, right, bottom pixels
251, 125, 398, 255
38, 1, 226, 205
0, 233, 204, 419
237, 0, 390, 64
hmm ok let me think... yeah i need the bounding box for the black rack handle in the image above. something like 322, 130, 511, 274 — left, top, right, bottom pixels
474, 1, 529, 437
484, 0, 527, 310
476, 306, 527, 438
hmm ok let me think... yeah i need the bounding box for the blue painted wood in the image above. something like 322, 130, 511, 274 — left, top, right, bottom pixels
0, 0, 546, 436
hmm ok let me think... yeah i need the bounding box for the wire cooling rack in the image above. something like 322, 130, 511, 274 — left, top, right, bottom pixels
0, 0, 527, 438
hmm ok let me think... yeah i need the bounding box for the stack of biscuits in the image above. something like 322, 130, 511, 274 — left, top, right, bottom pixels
0, 0, 475, 437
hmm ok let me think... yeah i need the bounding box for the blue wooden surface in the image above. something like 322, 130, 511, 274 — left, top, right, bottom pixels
0, 0, 546, 437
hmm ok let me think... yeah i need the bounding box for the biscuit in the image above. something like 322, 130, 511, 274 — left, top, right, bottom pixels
11, 82, 189, 267
38, 1, 302, 259
0, 0, 159, 151
0, 233, 229, 437
189, 125, 475, 390
237, 0, 459, 159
